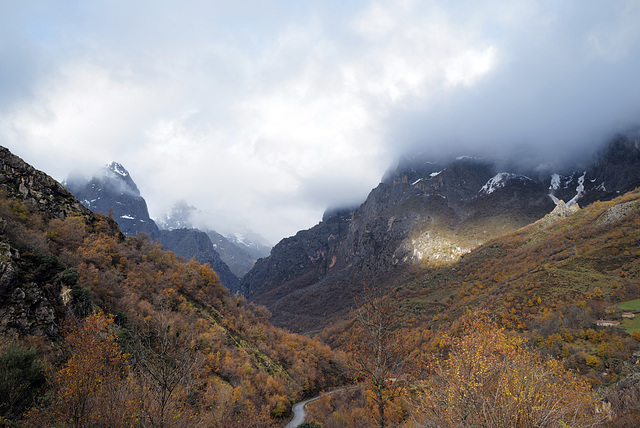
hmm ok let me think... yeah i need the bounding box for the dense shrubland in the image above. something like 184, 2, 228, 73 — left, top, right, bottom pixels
312, 310, 640, 427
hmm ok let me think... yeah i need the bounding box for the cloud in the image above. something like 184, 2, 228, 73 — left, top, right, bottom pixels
1, 1, 639, 243
387, 1, 640, 160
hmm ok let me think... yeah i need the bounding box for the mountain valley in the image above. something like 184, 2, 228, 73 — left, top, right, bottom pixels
1, 134, 640, 426
0, 147, 347, 427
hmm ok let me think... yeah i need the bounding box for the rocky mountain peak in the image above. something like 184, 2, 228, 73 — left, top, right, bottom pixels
550, 199, 580, 218
64, 162, 158, 239
477, 173, 535, 197
101, 161, 141, 196
106, 161, 130, 177
157, 200, 198, 230
65, 163, 242, 291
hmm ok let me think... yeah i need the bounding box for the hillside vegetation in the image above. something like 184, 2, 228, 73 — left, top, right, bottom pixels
3, 144, 640, 427
399, 188, 640, 376
0, 189, 347, 427
316, 189, 640, 426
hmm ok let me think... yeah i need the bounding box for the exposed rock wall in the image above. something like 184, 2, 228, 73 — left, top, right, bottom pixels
0, 147, 91, 220
241, 134, 640, 332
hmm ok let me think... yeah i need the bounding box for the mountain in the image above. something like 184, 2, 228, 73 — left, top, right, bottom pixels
312, 186, 640, 424
156, 199, 198, 231
241, 133, 640, 332
221, 229, 272, 260
206, 229, 270, 278
157, 200, 271, 278
64, 163, 241, 291
0, 146, 347, 426
65, 162, 161, 239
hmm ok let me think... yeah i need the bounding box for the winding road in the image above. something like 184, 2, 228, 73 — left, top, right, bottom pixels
284, 395, 324, 428
284, 385, 360, 428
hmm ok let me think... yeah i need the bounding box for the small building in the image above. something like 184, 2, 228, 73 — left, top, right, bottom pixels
622, 312, 636, 319
596, 320, 621, 327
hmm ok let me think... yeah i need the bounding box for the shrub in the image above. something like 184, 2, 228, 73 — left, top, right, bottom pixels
0, 345, 46, 420
299, 422, 323, 428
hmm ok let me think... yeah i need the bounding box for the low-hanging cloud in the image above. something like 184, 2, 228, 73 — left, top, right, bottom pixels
1, 0, 639, 243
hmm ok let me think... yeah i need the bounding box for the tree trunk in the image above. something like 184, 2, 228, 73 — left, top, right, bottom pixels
377, 386, 386, 428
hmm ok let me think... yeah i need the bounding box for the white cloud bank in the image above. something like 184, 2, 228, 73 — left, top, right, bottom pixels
1, 0, 639, 243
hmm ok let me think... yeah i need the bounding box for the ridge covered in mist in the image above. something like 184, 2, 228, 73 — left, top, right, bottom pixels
242, 132, 640, 332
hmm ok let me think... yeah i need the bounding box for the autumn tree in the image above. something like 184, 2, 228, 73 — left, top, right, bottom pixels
411, 315, 604, 427
348, 287, 410, 428
51, 312, 136, 428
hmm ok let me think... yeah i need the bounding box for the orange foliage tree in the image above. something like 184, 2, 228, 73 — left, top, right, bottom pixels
411, 316, 604, 427
51, 312, 136, 428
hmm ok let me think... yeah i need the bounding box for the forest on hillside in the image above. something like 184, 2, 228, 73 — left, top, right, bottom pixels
2, 177, 640, 426
0, 190, 347, 427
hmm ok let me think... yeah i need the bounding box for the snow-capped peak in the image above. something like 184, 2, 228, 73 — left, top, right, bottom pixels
456, 155, 482, 161
107, 161, 130, 178
233, 232, 247, 246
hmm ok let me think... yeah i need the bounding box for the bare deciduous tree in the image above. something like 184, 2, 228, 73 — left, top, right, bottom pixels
132, 311, 202, 428
348, 286, 410, 428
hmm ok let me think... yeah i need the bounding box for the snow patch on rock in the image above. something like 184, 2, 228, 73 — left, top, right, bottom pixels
479, 173, 532, 196
567, 171, 586, 207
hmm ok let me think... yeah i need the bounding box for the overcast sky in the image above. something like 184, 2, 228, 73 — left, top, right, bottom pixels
2, 1, 639, 243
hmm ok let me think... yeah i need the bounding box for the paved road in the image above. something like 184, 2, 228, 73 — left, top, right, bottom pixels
284, 385, 360, 428
284, 395, 324, 428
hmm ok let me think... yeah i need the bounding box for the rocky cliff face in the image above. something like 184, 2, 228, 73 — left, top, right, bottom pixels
241, 133, 640, 332
205, 230, 268, 278
241, 208, 353, 301
1, 147, 91, 220
242, 157, 553, 331
0, 248, 58, 338
0, 147, 102, 338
